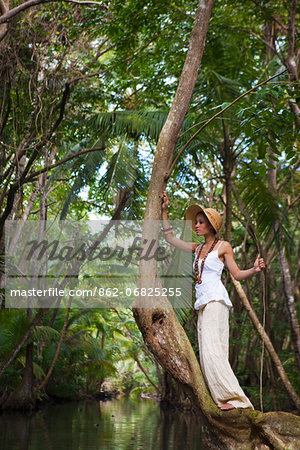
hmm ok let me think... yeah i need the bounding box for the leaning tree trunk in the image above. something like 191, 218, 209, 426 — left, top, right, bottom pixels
133, 0, 300, 447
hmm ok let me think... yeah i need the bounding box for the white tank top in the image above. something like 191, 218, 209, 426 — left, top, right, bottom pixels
193, 241, 232, 310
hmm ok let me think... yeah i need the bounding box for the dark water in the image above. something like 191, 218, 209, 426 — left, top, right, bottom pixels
0, 398, 222, 450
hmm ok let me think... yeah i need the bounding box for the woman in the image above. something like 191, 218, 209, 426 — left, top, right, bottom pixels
161, 191, 265, 411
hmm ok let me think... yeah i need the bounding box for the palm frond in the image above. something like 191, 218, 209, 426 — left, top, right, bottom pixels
46, 139, 92, 188
98, 138, 138, 198
163, 223, 196, 323
81, 335, 106, 360
17, 356, 46, 381
238, 168, 291, 245
196, 68, 241, 104
31, 326, 61, 343
66, 308, 100, 329
59, 142, 106, 220
0, 311, 30, 359
93, 110, 169, 142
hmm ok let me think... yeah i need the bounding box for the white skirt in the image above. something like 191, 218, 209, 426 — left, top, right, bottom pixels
197, 301, 254, 409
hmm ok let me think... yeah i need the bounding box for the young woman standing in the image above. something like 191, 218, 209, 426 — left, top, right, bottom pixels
161, 191, 265, 411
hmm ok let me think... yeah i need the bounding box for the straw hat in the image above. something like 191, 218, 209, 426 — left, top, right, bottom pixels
185, 204, 222, 233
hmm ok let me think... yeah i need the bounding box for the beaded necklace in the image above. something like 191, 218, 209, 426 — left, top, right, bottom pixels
194, 238, 219, 285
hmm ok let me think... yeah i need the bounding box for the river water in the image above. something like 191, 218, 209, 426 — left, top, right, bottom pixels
0, 398, 223, 449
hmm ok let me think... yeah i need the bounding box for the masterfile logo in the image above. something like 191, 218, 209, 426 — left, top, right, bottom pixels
4, 220, 193, 308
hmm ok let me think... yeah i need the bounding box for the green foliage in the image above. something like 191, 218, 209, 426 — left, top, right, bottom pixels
0, 310, 30, 359
94, 110, 168, 142
238, 167, 290, 240
31, 326, 61, 343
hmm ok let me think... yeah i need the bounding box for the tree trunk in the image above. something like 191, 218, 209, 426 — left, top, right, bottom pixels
36, 301, 72, 392
2, 343, 36, 410
7, 145, 58, 255
221, 126, 234, 242
286, 0, 300, 125
0, 0, 9, 41
278, 246, 300, 375
133, 1, 300, 447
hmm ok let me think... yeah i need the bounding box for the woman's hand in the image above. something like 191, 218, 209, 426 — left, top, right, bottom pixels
253, 255, 265, 272
161, 190, 169, 211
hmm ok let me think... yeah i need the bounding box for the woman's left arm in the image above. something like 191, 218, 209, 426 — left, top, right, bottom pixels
222, 241, 265, 281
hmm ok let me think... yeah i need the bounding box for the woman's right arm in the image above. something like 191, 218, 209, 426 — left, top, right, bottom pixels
161, 191, 197, 254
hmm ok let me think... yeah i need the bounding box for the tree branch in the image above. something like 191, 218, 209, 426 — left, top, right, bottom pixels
0, 0, 8, 39
0, 144, 104, 238
0, 57, 109, 238
287, 0, 297, 73
7, 82, 71, 193
248, 0, 288, 32
133, 354, 159, 390
226, 25, 285, 65
0, 0, 8, 14
0, 0, 108, 25
286, 0, 300, 125
18, 145, 105, 185
0, 309, 49, 378
0, 65, 107, 187
69, 69, 108, 85
231, 275, 300, 411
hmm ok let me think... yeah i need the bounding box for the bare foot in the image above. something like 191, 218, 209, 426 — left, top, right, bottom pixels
217, 403, 235, 411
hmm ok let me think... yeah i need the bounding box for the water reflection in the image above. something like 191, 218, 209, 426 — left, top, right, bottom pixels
0, 398, 223, 450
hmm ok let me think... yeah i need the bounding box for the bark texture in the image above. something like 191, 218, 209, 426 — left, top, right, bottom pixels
133, 1, 300, 447
0, 0, 8, 40
286, 0, 300, 125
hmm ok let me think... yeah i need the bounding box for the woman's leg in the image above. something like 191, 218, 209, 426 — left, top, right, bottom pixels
197, 301, 253, 409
